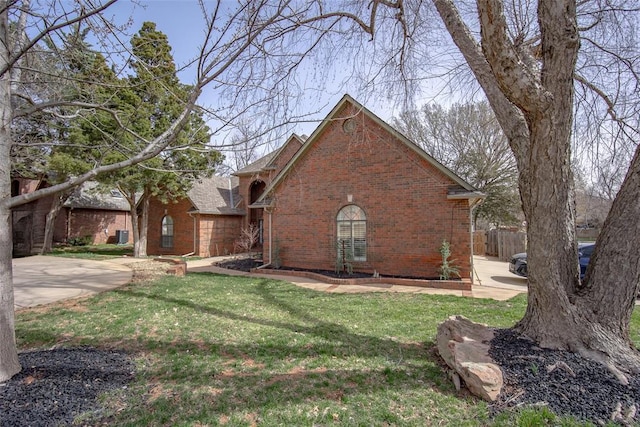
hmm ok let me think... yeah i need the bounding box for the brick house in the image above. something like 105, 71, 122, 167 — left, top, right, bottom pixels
253, 95, 484, 279
146, 176, 244, 257
11, 179, 132, 256
145, 94, 482, 280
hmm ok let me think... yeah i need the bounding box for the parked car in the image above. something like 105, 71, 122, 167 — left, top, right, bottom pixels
509, 243, 595, 279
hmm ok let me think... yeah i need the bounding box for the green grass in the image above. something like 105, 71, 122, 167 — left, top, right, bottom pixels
16, 272, 628, 426
49, 243, 134, 259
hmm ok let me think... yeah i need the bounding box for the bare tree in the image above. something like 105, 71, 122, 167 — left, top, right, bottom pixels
422, 0, 640, 376
393, 101, 520, 227
224, 120, 270, 172
0, 0, 359, 382
3, 0, 640, 386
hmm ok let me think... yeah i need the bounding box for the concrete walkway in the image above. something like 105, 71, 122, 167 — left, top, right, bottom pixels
12, 254, 527, 309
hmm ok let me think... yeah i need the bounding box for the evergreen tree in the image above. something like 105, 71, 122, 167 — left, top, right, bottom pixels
100, 22, 221, 257
35, 25, 130, 252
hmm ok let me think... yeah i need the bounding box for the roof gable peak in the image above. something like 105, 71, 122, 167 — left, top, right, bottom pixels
255, 94, 481, 205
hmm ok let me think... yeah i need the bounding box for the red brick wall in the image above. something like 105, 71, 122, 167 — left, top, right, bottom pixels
269, 137, 303, 176
264, 104, 472, 279
147, 198, 196, 256
146, 197, 242, 257
67, 209, 131, 244
198, 215, 242, 257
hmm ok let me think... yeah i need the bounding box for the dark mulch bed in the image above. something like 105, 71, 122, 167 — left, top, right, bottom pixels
215, 258, 445, 280
3, 333, 639, 425
215, 257, 263, 272
489, 328, 640, 425
0, 347, 135, 426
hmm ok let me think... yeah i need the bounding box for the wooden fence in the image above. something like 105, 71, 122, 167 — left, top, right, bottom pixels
473, 231, 486, 255
474, 229, 527, 261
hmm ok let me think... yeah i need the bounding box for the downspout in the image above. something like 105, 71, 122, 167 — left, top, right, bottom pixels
186, 211, 197, 257
469, 198, 483, 285
256, 206, 272, 269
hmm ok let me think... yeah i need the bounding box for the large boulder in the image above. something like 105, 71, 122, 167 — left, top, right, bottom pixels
436, 315, 503, 401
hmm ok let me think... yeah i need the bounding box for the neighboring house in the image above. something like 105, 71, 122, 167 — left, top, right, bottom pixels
252, 94, 484, 279
63, 182, 133, 245
146, 176, 244, 257
11, 179, 132, 256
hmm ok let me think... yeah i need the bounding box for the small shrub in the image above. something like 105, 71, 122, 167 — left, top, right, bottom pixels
234, 224, 260, 254
335, 240, 354, 275
438, 239, 460, 280
67, 235, 93, 246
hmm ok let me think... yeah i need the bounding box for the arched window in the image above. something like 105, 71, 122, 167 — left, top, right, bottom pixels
337, 205, 367, 262
161, 216, 174, 248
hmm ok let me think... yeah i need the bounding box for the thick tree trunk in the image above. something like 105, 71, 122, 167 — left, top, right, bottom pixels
435, 0, 640, 375
40, 190, 71, 254
0, 2, 21, 382
0, 204, 20, 382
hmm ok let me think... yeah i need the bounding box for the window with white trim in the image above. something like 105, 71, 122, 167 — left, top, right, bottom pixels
337, 205, 366, 262
161, 215, 174, 248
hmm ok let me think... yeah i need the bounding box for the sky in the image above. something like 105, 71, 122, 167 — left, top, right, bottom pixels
102, 0, 396, 148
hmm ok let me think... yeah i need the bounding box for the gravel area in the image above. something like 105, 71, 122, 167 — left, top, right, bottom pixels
0, 347, 135, 427
490, 328, 640, 425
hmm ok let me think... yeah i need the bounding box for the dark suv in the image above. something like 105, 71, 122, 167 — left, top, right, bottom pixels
509, 243, 595, 279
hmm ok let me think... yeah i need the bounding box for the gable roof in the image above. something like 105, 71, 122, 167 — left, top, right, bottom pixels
187, 175, 244, 216
256, 94, 484, 205
234, 134, 306, 176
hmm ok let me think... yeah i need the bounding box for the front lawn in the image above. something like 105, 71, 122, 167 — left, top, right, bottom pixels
15, 272, 635, 426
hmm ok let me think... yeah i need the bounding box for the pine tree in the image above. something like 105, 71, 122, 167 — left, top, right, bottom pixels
99, 22, 221, 257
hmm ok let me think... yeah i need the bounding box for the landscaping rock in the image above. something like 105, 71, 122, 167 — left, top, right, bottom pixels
436, 315, 503, 401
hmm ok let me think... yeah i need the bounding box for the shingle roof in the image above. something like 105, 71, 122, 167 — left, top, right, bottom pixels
234, 151, 278, 175
187, 175, 244, 216
233, 134, 306, 176
64, 182, 131, 211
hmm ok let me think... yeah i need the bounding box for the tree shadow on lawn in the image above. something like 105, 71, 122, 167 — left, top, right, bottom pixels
109, 284, 459, 419
15, 273, 465, 422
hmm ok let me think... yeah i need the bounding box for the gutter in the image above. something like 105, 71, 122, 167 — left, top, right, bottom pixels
256, 206, 273, 269
469, 198, 484, 285
187, 211, 197, 255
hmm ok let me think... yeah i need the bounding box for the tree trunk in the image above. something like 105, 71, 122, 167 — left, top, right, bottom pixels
129, 195, 141, 258
128, 190, 149, 258
435, 0, 640, 375
137, 194, 149, 258
0, 204, 20, 382
40, 190, 71, 254
0, 2, 21, 382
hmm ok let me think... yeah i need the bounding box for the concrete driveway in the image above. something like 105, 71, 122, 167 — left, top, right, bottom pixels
473, 255, 527, 293
12, 256, 132, 309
